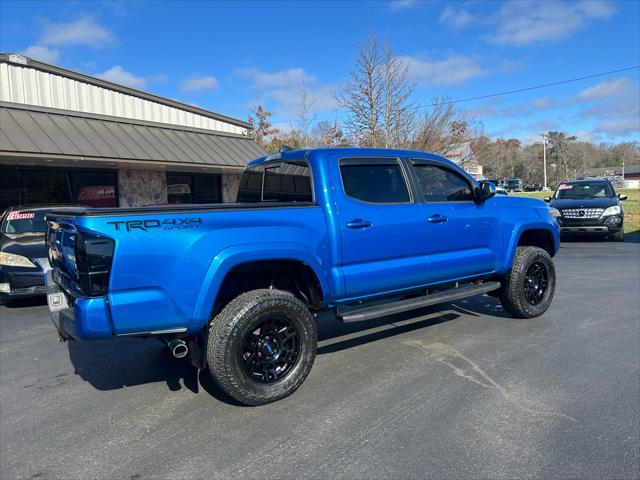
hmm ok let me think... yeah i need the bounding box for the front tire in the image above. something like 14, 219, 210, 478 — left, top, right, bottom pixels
609, 228, 624, 242
500, 246, 556, 318
207, 289, 317, 406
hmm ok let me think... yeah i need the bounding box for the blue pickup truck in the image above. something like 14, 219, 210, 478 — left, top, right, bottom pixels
45, 148, 559, 405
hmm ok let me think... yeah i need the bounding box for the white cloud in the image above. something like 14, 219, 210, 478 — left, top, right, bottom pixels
235, 67, 316, 90
439, 6, 474, 29
577, 78, 631, 101
401, 55, 487, 86
235, 67, 339, 122
40, 16, 117, 48
595, 118, 640, 138
20, 45, 60, 64
571, 130, 602, 143
94, 66, 148, 88
179, 75, 219, 92
489, 0, 616, 46
388, 0, 418, 11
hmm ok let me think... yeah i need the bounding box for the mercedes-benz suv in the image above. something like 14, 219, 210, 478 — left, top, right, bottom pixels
545, 179, 627, 241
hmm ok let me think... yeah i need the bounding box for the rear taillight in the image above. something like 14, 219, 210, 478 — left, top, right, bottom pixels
75, 233, 115, 296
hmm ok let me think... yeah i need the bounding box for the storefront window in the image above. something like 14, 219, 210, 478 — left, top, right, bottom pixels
0, 168, 21, 210
195, 175, 221, 203
167, 174, 194, 204
0, 167, 117, 211
167, 173, 221, 204
70, 171, 117, 207
21, 171, 72, 205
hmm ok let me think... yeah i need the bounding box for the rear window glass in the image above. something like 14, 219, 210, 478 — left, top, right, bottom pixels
237, 161, 313, 203
340, 160, 410, 203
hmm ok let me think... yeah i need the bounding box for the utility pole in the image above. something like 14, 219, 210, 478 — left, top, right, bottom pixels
542, 134, 548, 189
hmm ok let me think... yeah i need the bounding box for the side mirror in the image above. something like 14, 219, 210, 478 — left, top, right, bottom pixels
543, 196, 552, 202
619, 194, 628, 200
478, 181, 496, 201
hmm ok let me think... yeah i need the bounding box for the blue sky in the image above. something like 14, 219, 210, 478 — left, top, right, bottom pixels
1, 0, 638, 144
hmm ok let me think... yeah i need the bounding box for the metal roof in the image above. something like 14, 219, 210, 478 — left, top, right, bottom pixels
0, 102, 264, 169
0, 52, 251, 129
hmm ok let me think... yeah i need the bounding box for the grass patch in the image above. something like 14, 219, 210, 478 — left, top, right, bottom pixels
512, 189, 640, 235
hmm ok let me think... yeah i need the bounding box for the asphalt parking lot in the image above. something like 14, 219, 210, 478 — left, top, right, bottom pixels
1, 240, 639, 480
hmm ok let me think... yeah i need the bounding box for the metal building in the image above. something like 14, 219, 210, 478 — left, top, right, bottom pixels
0, 53, 264, 210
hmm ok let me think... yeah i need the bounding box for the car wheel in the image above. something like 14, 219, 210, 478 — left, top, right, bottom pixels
207, 289, 317, 406
610, 228, 624, 242
500, 246, 556, 318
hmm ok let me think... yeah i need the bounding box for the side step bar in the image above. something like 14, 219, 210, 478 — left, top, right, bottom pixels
337, 281, 501, 323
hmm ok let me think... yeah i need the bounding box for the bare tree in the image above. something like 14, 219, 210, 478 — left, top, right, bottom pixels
380, 42, 415, 148
411, 98, 459, 154
337, 34, 382, 147
337, 34, 416, 148
291, 79, 316, 147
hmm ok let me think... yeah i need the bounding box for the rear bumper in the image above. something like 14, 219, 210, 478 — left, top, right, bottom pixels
45, 271, 113, 340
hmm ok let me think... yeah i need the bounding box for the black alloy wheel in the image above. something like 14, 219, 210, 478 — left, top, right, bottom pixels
207, 289, 317, 406
523, 262, 548, 305
241, 316, 300, 384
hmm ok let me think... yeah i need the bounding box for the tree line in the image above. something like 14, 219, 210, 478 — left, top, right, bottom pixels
247, 34, 639, 186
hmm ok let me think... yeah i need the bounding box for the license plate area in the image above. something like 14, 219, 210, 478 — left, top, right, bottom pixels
45, 271, 72, 314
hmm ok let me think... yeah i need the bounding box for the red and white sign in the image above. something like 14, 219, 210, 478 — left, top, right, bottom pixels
7, 211, 35, 221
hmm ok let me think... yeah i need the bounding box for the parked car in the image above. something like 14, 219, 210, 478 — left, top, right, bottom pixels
545, 179, 627, 241
505, 178, 525, 192
524, 183, 543, 192
45, 148, 559, 405
0, 205, 80, 304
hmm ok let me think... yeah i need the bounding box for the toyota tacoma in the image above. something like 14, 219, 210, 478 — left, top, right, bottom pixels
45, 148, 560, 405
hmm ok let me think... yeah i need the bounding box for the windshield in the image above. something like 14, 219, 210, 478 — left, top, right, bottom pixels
2, 210, 49, 234
555, 182, 613, 200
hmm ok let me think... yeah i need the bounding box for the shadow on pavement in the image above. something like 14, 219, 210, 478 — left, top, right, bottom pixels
65, 298, 490, 402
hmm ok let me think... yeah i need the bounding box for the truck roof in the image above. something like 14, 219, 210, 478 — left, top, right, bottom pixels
248, 147, 462, 170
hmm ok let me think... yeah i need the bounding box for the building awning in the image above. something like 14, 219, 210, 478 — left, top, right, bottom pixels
0, 102, 265, 171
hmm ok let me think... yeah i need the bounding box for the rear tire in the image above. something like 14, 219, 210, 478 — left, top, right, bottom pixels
207, 289, 317, 406
500, 246, 556, 318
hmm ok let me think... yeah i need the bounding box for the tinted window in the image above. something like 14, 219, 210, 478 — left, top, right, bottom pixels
21, 171, 72, 204
413, 163, 474, 202
69, 171, 117, 207
340, 160, 410, 203
167, 174, 193, 204
194, 175, 221, 203
0, 168, 20, 211
237, 161, 312, 203
167, 173, 221, 204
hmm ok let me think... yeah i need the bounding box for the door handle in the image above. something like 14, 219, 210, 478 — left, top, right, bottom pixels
346, 219, 373, 229
427, 214, 448, 224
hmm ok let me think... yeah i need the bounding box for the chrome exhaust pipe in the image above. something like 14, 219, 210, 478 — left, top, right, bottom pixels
168, 339, 188, 359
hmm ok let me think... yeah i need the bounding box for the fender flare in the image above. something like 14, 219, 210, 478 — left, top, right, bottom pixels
499, 220, 559, 275
190, 242, 330, 329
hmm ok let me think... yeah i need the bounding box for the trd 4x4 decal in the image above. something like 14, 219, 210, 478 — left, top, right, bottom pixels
106, 218, 203, 232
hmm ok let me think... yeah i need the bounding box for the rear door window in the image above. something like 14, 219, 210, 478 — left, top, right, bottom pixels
340, 159, 410, 203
